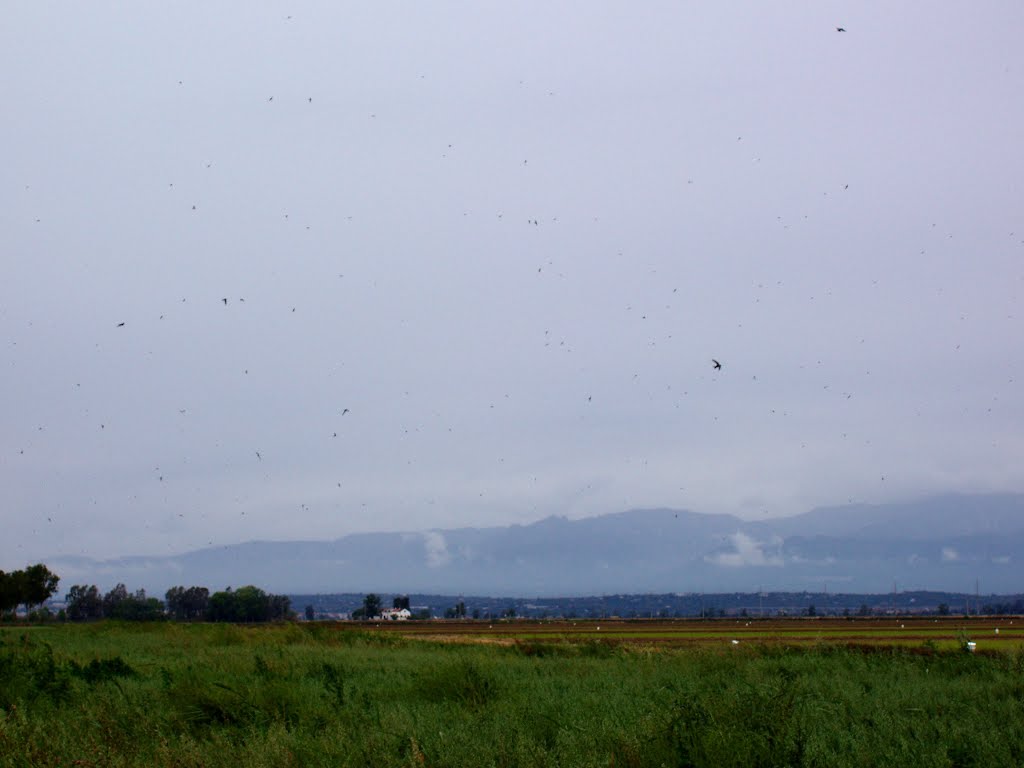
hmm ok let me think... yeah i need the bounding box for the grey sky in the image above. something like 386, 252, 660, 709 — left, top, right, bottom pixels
2, 3, 1022, 567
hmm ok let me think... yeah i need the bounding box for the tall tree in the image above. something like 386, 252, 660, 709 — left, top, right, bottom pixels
0, 571, 19, 615
206, 588, 238, 622
65, 585, 103, 621
362, 593, 382, 619
20, 564, 60, 612
166, 586, 209, 620
103, 583, 130, 617
269, 593, 292, 621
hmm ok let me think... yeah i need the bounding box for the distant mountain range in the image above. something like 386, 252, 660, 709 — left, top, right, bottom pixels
49, 493, 1024, 596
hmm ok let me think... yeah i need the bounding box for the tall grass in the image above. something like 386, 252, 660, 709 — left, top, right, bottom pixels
1, 624, 1022, 767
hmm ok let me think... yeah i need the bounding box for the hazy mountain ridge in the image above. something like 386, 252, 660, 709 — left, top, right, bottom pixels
48, 493, 1024, 596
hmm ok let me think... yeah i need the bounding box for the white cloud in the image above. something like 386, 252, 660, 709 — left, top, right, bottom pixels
705, 532, 783, 568
941, 547, 959, 562
422, 531, 451, 569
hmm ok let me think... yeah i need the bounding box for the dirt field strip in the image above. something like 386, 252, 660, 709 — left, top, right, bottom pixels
387, 616, 1024, 650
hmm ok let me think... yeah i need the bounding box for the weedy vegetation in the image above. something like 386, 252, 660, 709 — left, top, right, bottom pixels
1, 622, 1023, 766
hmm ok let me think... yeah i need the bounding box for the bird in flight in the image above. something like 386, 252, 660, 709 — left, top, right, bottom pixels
256, 451, 262, 461
712, 359, 722, 370
836, 26, 846, 32
341, 408, 350, 416
116, 322, 125, 327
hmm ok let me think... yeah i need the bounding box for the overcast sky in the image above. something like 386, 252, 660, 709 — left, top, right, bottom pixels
2, 2, 1022, 566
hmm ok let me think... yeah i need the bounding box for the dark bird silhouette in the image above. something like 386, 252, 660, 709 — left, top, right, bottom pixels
116, 322, 125, 327
712, 359, 722, 370
222, 298, 228, 305
256, 451, 262, 461
836, 26, 846, 32
341, 408, 350, 416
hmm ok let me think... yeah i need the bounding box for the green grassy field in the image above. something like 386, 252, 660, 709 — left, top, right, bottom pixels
2, 621, 1023, 767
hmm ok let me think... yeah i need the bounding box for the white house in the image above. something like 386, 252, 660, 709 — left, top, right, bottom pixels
379, 608, 412, 621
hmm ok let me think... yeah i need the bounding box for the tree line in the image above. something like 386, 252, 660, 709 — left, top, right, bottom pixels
63, 583, 293, 622
0, 564, 292, 623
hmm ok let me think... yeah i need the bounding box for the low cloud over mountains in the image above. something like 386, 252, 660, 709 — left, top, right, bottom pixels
51, 493, 1023, 596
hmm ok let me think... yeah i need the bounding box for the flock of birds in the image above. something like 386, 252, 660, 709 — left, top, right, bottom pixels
12, 19, 1019, 556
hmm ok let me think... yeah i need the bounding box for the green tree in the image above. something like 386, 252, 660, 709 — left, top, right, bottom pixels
165, 586, 209, 620
20, 564, 60, 612
121, 589, 164, 621
102, 585, 164, 621
233, 586, 271, 622
103, 584, 130, 617
205, 586, 291, 622
362, 593, 382, 619
65, 585, 103, 621
305, 604, 315, 621
0, 571, 19, 616
269, 593, 292, 621
393, 595, 410, 610
239, 587, 264, 620
206, 588, 238, 621
938, 603, 950, 616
